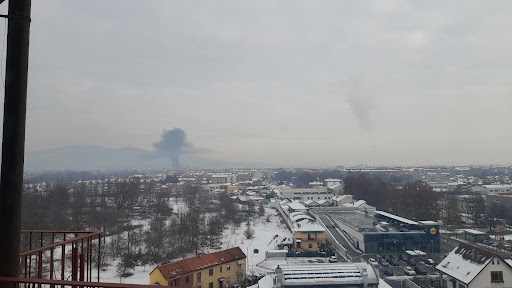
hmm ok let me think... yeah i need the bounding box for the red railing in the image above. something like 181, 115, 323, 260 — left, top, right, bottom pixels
19, 230, 102, 283
0, 277, 155, 288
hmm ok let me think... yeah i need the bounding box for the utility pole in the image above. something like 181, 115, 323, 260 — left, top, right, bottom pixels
0, 0, 32, 285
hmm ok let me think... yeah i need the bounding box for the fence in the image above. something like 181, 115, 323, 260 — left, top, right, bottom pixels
285, 250, 335, 258
0, 277, 154, 288
19, 230, 102, 283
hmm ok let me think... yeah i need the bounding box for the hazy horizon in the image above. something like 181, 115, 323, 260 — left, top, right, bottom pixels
2, 1, 511, 167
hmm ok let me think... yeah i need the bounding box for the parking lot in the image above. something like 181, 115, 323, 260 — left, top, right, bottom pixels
363, 253, 439, 277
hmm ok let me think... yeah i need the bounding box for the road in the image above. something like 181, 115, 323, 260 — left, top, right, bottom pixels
316, 212, 362, 260
440, 234, 457, 255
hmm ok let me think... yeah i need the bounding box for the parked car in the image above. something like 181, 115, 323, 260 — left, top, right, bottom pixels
328, 256, 338, 263
424, 259, 435, 266
404, 267, 416, 276
414, 267, 428, 275
483, 239, 493, 245
390, 259, 399, 266
380, 259, 390, 267
368, 258, 379, 267
408, 259, 417, 266
382, 270, 394, 277
253, 249, 259, 253
399, 254, 409, 262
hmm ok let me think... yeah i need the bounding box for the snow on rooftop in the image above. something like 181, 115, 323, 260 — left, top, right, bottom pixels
436, 246, 493, 284
463, 229, 487, 235
279, 263, 378, 285
287, 201, 308, 210
256, 274, 275, 288
293, 223, 325, 233
375, 210, 418, 225
418, 220, 439, 225
505, 259, 512, 267
483, 184, 511, 189
290, 213, 314, 222
332, 195, 350, 200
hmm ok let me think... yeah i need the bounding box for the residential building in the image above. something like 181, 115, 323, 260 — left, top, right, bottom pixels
292, 223, 326, 252
209, 174, 237, 184
436, 243, 512, 288
486, 193, 512, 221
150, 247, 246, 288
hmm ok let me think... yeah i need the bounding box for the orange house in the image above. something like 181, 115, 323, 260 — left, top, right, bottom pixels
150, 247, 247, 288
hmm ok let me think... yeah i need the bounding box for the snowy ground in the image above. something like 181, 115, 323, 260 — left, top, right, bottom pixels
99, 258, 154, 284
219, 207, 292, 276
99, 206, 292, 283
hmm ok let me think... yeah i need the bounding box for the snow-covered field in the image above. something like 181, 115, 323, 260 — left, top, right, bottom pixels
219, 208, 292, 276
99, 206, 292, 284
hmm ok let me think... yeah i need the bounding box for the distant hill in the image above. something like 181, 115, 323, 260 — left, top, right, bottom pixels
24, 145, 241, 171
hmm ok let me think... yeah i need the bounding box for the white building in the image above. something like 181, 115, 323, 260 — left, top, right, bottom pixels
324, 178, 343, 188
209, 174, 236, 184
331, 195, 354, 206
281, 187, 335, 201
273, 263, 379, 288
472, 184, 512, 195
436, 243, 512, 288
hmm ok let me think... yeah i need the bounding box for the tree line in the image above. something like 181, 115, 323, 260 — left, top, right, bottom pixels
344, 173, 439, 221
344, 173, 510, 231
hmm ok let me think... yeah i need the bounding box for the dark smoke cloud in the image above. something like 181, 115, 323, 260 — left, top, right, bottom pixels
153, 128, 193, 169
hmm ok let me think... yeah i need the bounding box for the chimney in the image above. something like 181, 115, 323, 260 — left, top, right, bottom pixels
275, 265, 283, 288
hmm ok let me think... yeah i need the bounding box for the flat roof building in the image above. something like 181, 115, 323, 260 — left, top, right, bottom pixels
324, 210, 440, 254
274, 263, 379, 288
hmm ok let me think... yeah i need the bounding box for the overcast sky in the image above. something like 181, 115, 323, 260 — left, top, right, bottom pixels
3, 1, 512, 166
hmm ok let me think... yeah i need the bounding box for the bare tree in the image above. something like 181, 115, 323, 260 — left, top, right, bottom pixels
244, 220, 255, 239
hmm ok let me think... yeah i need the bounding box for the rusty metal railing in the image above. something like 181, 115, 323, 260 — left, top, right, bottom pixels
0, 277, 155, 288
19, 230, 102, 283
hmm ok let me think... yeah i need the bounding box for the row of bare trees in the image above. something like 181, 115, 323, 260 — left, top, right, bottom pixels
344, 174, 439, 220
344, 173, 507, 230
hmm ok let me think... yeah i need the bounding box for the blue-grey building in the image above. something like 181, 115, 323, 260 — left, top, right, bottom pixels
327, 210, 440, 254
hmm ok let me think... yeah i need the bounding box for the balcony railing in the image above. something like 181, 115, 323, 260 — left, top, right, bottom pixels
0, 230, 161, 288
0, 277, 155, 288
19, 230, 102, 283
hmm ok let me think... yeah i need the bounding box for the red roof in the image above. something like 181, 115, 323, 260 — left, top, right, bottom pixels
156, 247, 246, 280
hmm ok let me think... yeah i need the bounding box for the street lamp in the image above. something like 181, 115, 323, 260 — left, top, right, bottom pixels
394, 241, 397, 257
431, 240, 434, 274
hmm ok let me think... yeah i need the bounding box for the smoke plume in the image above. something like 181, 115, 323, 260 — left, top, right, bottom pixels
153, 128, 193, 169
347, 77, 374, 131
